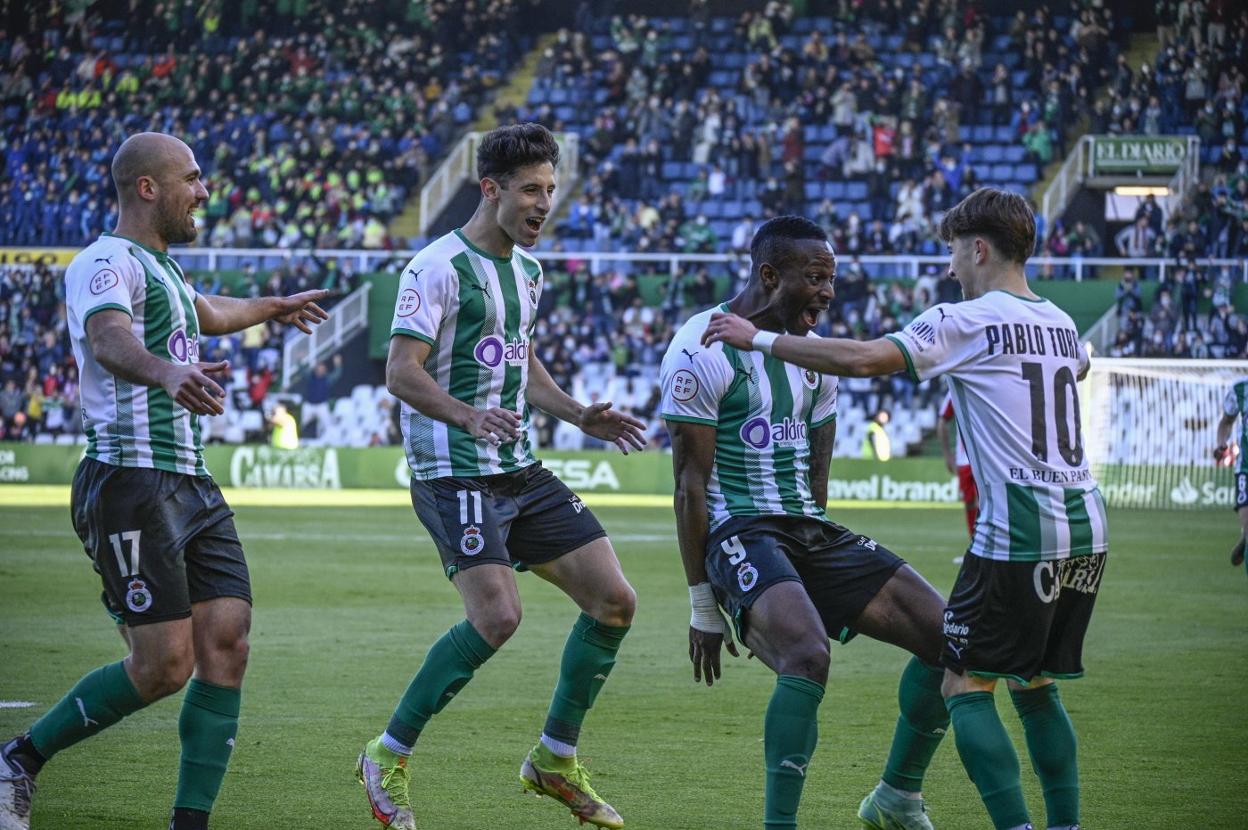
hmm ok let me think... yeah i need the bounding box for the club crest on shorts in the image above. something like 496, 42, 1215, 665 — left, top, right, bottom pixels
802, 369, 818, 389
737, 563, 759, 592
125, 579, 152, 613
460, 524, 484, 556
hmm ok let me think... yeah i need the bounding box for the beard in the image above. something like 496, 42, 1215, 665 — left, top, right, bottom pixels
156, 196, 198, 245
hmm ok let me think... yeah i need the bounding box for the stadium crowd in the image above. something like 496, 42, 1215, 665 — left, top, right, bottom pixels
1, 0, 538, 249
525, 1, 1129, 258
1, 0, 1245, 446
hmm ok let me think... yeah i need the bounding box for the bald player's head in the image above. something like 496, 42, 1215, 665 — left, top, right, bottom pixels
110, 132, 207, 245
111, 132, 192, 202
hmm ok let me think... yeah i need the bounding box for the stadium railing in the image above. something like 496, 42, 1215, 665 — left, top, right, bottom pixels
165, 248, 1248, 285
280, 282, 372, 390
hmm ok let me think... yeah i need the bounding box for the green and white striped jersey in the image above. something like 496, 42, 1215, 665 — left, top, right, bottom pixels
64, 233, 207, 476
1222, 377, 1248, 474
660, 305, 839, 533
889, 290, 1108, 562
390, 230, 542, 480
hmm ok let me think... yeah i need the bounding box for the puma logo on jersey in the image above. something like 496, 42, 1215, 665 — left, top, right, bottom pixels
405, 268, 424, 282
780, 759, 809, 777
94, 256, 113, 264
681, 348, 699, 362
937, 307, 949, 322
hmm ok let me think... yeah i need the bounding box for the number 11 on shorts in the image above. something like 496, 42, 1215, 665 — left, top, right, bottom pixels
457, 490, 483, 525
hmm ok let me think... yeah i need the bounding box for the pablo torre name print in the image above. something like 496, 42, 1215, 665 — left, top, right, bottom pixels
886, 291, 1108, 562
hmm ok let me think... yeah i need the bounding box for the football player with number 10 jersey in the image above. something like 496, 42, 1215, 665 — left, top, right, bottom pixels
704, 188, 1108, 830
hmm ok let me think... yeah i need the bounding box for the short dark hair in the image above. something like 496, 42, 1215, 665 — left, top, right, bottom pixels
750, 215, 830, 273
477, 123, 560, 184
938, 187, 1036, 264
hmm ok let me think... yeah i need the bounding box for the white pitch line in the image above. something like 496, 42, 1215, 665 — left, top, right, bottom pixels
0, 701, 36, 709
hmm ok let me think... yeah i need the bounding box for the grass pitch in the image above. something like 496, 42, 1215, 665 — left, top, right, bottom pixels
1, 494, 1244, 829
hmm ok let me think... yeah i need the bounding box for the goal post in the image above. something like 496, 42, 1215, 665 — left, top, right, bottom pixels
1083, 358, 1248, 510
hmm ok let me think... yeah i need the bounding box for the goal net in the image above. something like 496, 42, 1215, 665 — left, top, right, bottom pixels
1083, 358, 1248, 510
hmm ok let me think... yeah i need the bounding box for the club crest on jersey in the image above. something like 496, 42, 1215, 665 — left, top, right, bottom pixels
167, 329, 199, 363
670, 369, 699, 402
460, 525, 484, 556
526, 279, 538, 305
740, 416, 807, 450
397, 288, 422, 317
802, 369, 818, 389
89, 269, 119, 295
125, 579, 152, 613
474, 335, 528, 368
737, 563, 759, 592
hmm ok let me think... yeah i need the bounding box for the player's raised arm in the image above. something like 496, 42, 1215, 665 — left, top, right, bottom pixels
87, 309, 228, 416
194, 289, 331, 336
385, 334, 519, 446
527, 352, 646, 455
668, 419, 739, 685
701, 313, 908, 378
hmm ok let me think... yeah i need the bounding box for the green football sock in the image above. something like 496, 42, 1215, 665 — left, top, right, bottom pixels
947, 691, 1030, 830
881, 657, 949, 792
28, 661, 146, 759
386, 620, 496, 747
764, 675, 825, 829
174, 680, 241, 813
543, 612, 630, 747
1011, 684, 1079, 828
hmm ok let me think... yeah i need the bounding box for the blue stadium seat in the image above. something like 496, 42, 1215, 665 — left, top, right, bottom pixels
826, 182, 845, 199
983, 145, 1005, 162
990, 164, 1013, 182
994, 126, 1014, 143
1004, 146, 1026, 162
803, 145, 824, 162
845, 182, 868, 200
973, 125, 994, 143
805, 182, 822, 200
1015, 163, 1038, 181
661, 162, 682, 180
959, 126, 974, 142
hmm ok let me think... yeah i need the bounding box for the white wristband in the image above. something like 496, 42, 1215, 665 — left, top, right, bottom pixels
688, 582, 726, 634
752, 330, 779, 355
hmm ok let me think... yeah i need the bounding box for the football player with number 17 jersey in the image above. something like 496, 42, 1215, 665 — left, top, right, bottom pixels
704, 188, 1108, 830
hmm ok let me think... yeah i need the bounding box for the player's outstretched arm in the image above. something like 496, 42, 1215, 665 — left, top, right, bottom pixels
668, 419, 739, 686
527, 351, 646, 454
87, 309, 228, 415
387, 335, 520, 445
194, 289, 331, 336
701, 312, 907, 377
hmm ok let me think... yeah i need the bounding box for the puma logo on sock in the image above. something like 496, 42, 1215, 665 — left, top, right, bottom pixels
75, 697, 99, 728
780, 759, 808, 777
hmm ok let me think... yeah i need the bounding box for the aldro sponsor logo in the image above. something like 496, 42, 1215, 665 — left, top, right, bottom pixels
739, 416, 807, 450
166, 329, 199, 363
474, 335, 529, 368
